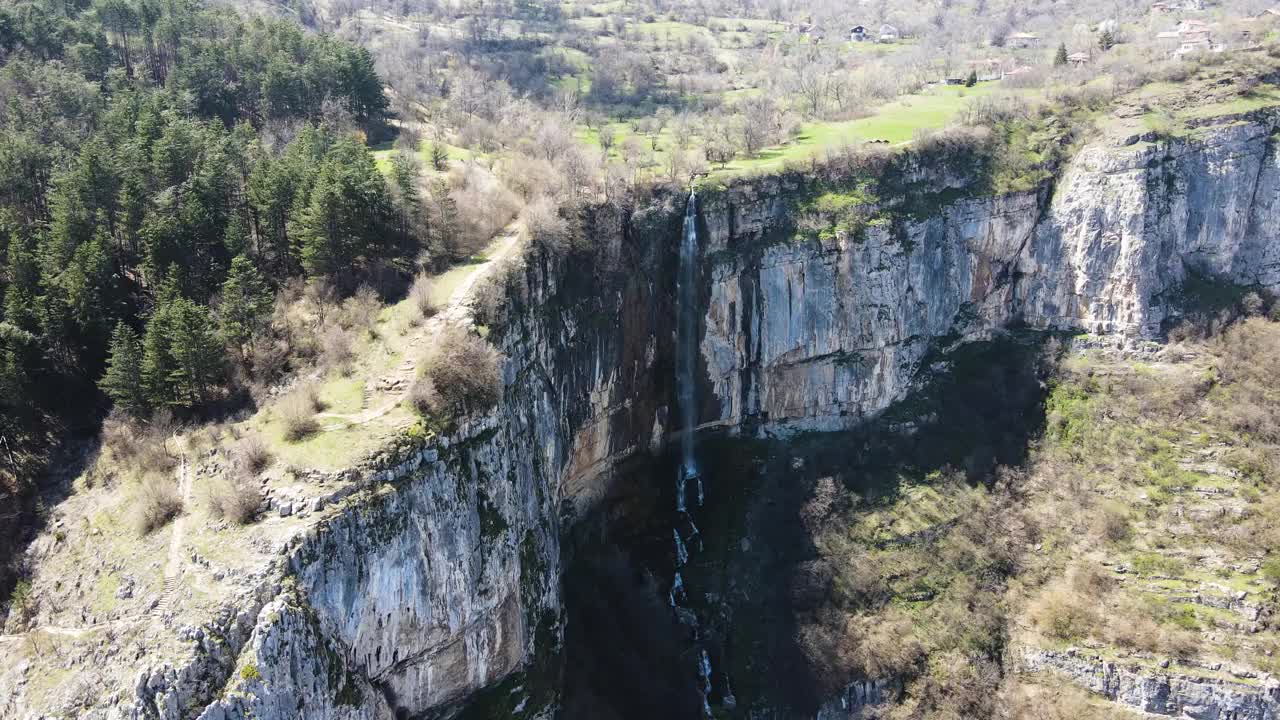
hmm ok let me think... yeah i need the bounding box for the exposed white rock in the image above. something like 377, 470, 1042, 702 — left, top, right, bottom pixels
699, 115, 1280, 434
1018, 646, 1280, 719
7, 112, 1280, 720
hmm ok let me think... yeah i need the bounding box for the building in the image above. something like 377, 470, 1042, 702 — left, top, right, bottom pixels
1154, 18, 1217, 57
1067, 52, 1091, 67
1003, 65, 1035, 79
967, 57, 1008, 82
1175, 32, 1212, 56
849, 25, 867, 42
1006, 32, 1042, 49
878, 23, 900, 42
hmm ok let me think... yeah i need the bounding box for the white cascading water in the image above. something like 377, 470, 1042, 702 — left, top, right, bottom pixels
671, 189, 713, 717
676, 190, 700, 510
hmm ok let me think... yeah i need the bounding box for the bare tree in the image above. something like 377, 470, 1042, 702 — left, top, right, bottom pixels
738, 96, 777, 156
598, 124, 617, 157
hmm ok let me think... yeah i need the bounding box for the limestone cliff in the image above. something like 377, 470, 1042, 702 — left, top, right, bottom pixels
5, 102, 1280, 720
699, 115, 1280, 435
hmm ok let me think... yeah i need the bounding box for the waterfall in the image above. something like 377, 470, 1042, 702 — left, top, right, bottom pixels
674, 528, 689, 567
669, 189, 715, 717
676, 190, 700, 504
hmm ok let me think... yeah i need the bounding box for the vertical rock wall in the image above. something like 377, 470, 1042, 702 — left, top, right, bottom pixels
116, 111, 1280, 720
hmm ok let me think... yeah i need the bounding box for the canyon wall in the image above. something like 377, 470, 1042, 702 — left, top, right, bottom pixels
15, 109, 1280, 720
699, 117, 1280, 434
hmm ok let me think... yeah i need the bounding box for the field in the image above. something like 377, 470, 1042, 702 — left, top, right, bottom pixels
572, 81, 1009, 180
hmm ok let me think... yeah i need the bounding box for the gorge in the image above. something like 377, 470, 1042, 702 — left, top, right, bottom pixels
6, 93, 1280, 720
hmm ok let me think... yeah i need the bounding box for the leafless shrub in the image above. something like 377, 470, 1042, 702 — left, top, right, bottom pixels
280, 387, 321, 442
246, 336, 290, 385
101, 410, 179, 484
422, 326, 503, 415
448, 165, 521, 259
319, 325, 355, 374
231, 434, 272, 475
1092, 505, 1132, 544
1243, 292, 1266, 317
303, 278, 339, 328
339, 285, 381, 333
407, 375, 443, 416
795, 608, 861, 696
410, 274, 438, 319
206, 472, 262, 525
1028, 584, 1098, 641
135, 473, 183, 535
502, 154, 567, 201
471, 257, 522, 329
850, 610, 924, 678
523, 195, 571, 253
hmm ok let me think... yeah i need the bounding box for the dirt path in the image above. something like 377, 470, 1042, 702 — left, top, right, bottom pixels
319, 222, 523, 429
0, 451, 193, 643
152, 450, 190, 619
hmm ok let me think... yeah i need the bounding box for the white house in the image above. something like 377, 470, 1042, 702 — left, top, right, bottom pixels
1006, 32, 1041, 49
878, 23, 900, 42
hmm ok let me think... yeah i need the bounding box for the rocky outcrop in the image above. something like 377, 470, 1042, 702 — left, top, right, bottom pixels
697, 113, 1280, 434
815, 679, 901, 719
1019, 647, 1280, 719
11, 109, 1280, 720
116, 203, 670, 720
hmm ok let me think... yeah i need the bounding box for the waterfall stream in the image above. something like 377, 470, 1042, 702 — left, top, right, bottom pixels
672, 189, 713, 717
676, 189, 700, 512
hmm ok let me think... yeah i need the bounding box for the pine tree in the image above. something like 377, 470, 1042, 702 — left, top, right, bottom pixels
141, 279, 180, 406
965, 69, 978, 87
294, 138, 393, 276
426, 178, 459, 258
4, 233, 40, 333
142, 301, 175, 407
1054, 42, 1069, 66
165, 298, 222, 408
391, 150, 425, 246
100, 322, 147, 415
429, 141, 449, 171
1098, 29, 1116, 52
295, 165, 345, 276
218, 255, 272, 359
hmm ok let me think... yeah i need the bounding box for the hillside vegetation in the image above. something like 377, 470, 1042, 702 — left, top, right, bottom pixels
799, 303, 1280, 717
0, 0, 504, 596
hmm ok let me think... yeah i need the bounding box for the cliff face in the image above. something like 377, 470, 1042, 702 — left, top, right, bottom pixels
83, 203, 678, 720
8, 111, 1280, 720
699, 116, 1280, 435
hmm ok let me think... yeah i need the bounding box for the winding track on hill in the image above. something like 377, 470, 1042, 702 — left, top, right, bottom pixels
319, 220, 524, 430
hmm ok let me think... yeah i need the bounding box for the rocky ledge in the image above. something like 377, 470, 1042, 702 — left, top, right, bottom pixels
1018, 646, 1280, 719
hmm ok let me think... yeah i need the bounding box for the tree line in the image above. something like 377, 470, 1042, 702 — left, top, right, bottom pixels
0, 0, 427, 574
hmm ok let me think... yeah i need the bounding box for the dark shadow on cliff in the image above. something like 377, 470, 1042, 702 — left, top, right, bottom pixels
561, 542, 704, 719
705, 332, 1061, 716
556, 333, 1061, 718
